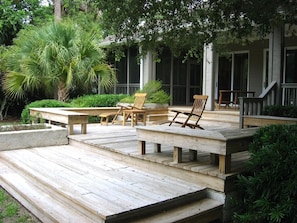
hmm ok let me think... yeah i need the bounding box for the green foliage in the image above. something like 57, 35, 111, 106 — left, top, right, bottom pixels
120, 80, 170, 104
21, 99, 71, 124
96, 0, 297, 58
70, 94, 127, 107
262, 105, 297, 118
233, 125, 297, 223
0, 0, 53, 46
0, 187, 37, 222
2, 20, 117, 101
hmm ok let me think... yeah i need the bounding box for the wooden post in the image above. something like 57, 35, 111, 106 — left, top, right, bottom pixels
138, 140, 146, 155
173, 147, 182, 163
219, 154, 231, 173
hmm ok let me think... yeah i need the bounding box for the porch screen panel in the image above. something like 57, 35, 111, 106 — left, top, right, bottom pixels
156, 49, 171, 95
189, 61, 203, 103
128, 47, 140, 94
173, 58, 187, 105
233, 53, 248, 91
115, 53, 127, 94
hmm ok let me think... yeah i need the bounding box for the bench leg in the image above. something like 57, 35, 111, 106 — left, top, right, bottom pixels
189, 149, 197, 161
81, 123, 87, 134
219, 154, 231, 174
139, 140, 146, 154
68, 124, 74, 135
154, 143, 161, 153
173, 147, 182, 163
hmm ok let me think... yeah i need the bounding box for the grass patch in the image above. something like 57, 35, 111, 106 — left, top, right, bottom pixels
0, 187, 41, 223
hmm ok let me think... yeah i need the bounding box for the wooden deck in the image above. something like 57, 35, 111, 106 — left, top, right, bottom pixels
0, 111, 246, 222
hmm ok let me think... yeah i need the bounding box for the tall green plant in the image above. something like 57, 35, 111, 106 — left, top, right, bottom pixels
2, 20, 117, 102
233, 125, 297, 223
120, 80, 170, 104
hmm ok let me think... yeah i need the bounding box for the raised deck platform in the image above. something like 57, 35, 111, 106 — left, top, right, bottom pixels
0, 111, 246, 222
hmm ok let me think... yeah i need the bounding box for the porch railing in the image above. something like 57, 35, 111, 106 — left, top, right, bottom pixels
239, 81, 277, 128
282, 83, 297, 106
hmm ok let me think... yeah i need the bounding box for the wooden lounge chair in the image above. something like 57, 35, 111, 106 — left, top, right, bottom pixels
100, 93, 147, 126
122, 93, 148, 127
169, 95, 208, 129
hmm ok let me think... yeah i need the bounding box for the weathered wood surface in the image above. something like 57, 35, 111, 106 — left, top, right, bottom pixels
30, 108, 88, 135
136, 125, 257, 173
0, 144, 219, 222
243, 115, 297, 128
68, 125, 250, 192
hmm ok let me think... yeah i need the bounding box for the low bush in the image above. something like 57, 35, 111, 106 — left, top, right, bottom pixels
70, 94, 127, 107
262, 105, 297, 118
233, 125, 297, 223
21, 99, 71, 124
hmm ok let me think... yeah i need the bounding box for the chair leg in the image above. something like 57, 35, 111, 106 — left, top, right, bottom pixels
169, 112, 180, 126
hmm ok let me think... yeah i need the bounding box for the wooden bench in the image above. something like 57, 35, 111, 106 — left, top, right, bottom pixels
30, 108, 89, 135
136, 126, 258, 174
218, 90, 255, 109
243, 115, 297, 128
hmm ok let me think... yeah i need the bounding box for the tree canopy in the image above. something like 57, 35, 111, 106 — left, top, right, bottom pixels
96, 0, 297, 57
0, 0, 53, 46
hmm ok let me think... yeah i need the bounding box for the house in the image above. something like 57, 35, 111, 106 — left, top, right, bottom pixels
103, 25, 297, 110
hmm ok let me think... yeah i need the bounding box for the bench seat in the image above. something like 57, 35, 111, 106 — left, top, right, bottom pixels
30, 108, 88, 135
136, 126, 258, 174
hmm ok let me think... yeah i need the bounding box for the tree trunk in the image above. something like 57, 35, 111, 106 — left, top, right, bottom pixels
0, 95, 7, 120
54, 0, 62, 22
57, 82, 69, 102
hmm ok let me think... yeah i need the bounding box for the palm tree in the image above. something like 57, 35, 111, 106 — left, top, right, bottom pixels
2, 20, 117, 101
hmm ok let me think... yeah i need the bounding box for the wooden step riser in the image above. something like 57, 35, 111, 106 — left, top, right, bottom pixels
129, 199, 223, 223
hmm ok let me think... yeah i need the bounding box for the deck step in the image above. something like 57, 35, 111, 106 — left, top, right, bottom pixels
0, 146, 223, 223
0, 161, 96, 223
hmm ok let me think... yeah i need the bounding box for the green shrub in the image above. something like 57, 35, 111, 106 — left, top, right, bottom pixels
120, 80, 171, 104
233, 125, 297, 223
70, 94, 127, 107
262, 105, 297, 118
21, 99, 71, 124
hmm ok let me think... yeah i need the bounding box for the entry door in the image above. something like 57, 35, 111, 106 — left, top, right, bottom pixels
218, 53, 248, 100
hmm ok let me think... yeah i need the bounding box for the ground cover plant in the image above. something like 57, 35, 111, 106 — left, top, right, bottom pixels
233, 124, 297, 223
0, 187, 40, 223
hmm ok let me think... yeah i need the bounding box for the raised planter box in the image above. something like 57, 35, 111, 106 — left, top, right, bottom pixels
0, 124, 68, 151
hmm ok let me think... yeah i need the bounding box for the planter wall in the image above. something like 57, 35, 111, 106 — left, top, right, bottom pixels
0, 124, 68, 151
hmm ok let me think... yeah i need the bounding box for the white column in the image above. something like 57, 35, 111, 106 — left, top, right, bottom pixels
269, 24, 284, 104
140, 49, 155, 89
203, 44, 216, 110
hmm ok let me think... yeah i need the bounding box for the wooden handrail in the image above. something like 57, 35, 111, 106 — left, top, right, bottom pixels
239, 81, 277, 128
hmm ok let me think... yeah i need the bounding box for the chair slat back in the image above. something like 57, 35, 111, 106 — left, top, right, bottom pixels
191, 95, 208, 118
133, 93, 147, 109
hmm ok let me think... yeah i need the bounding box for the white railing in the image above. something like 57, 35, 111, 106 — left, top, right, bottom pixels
282, 83, 297, 106
239, 81, 277, 128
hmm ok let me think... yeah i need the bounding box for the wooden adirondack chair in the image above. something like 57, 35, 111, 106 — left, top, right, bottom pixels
100, 93, 147, 126
169, 95, 208, 129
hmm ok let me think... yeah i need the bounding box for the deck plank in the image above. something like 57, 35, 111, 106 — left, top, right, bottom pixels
0, 145, 205, 218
